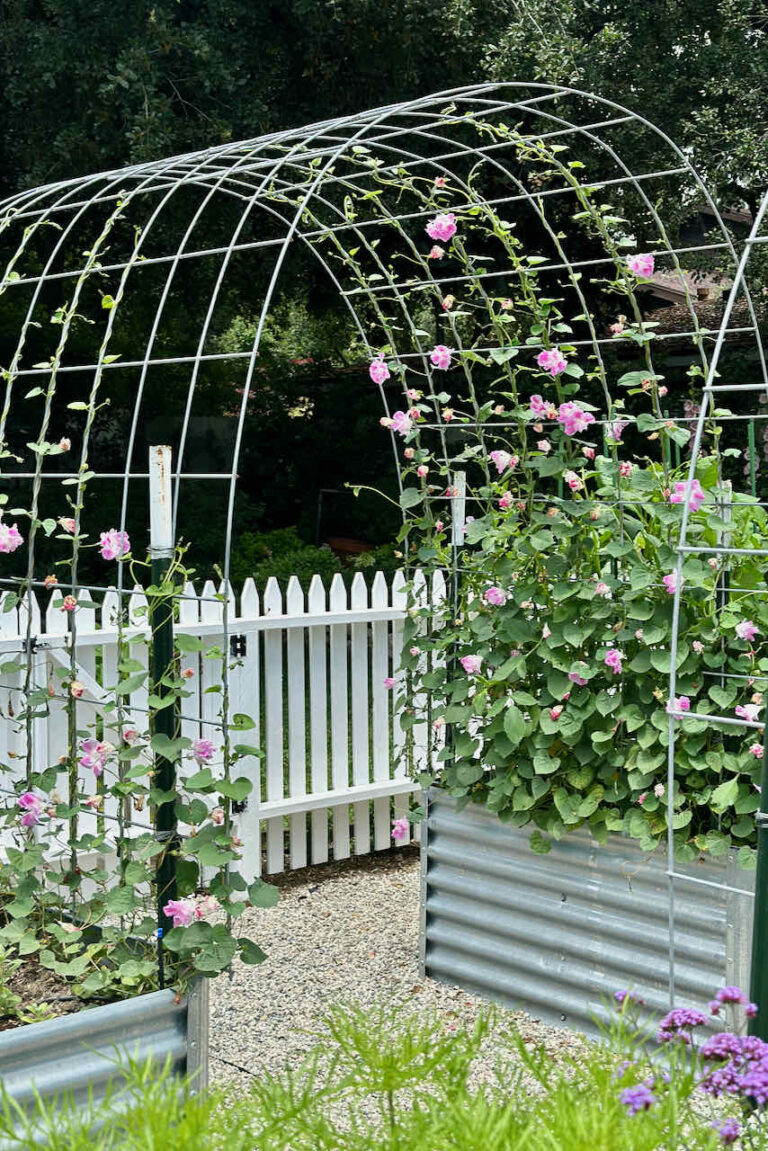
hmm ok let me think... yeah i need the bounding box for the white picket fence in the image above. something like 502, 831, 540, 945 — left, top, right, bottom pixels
0, 569, 445, 879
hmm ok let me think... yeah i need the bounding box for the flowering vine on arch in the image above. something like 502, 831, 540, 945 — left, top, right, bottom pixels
310, 117, 767, 866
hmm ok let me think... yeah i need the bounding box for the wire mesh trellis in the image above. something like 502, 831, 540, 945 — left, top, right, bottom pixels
0, 80, 764, 1003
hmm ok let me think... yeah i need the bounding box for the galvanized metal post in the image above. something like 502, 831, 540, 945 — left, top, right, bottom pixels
149, 446, 178, 948
750, 738, 768, 1038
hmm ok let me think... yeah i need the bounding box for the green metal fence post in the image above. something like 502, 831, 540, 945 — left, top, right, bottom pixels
750, 736, 768, 1036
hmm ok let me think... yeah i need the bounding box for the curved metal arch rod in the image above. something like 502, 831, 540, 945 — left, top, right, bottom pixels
6, 320, 756, 385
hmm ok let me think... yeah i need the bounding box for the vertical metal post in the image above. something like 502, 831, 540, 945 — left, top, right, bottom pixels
149, 445, 178, 950
750, 741, 768, 1039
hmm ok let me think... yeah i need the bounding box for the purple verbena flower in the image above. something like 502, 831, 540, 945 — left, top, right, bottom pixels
619, 1083, 655, 1116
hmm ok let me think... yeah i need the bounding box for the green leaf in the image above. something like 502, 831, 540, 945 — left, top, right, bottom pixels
711, 777, 740, 811
217, 777, 253, 801
232, 713, 256, 731
193, 924, 237, 973
399, 488, 423, 510
247, 879, 280, 909
529, 830, 551, 854
150, 733, 190, 760
239, 938, 267, 965
503, 704, 526, 746
175, 633, 209, 653
106, 885, 140, 914
184, 768, 215, 791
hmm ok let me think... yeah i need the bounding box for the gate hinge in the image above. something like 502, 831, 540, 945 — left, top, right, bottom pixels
230, 635, 247, 658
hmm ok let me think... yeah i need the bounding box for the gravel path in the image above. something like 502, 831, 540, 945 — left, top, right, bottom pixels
209, 847, 586, 1088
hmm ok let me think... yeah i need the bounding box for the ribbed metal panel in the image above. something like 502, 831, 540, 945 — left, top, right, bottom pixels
0, 982, 207, 1140
421, 790, 755, 1036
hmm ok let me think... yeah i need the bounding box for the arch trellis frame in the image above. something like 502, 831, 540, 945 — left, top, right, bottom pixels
0, 81, 764, 1004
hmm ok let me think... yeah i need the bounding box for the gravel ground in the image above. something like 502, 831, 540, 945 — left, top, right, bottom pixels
209, 846, 586, 1090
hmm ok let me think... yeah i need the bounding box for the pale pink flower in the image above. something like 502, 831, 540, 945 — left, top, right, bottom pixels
383, 677, 396, 689
610, 320, 625, 335
59, 437, 71, 451
604, 648, 625, 675
70, 681, 84, 699
433, 716, 445, 729
163, 898, 196, 928
434, 520, 444, 532
582, 446, 595, 461
692, 640, 704, 653
605, 419, 628, 444
736, 620, 759, 642
434, 176, 447, 187
654, 783, 665, 798
667, 696, 690, 714
18, 792, 43, 828
192, 738, 216, 766
392, 817, 410, 841
635, 629, 644, 640
406, 388, 420, 401
500, 298, 514, 311
669, 479, 705, 513
195, 894, 219, 919
390, 411, 412, 436
0, 522, 23, 554
430, 345, 452, 371
708, 557, 719, 570
627, 253, 655, 278
750, 743, 764, 758
529, 394, 547, 417
425, 212, 457, 242
409, 646, 421, 656
595, 582, 611, 597
490, 450, 516, 474
369, 357, 390, 385
736, 704, 761, 723
537, 439, 551, 454
498, 491, 514, 511
61, 595, 77, 613
416, 465, 429, 479
460, 655, 482, 675
542, 624, 551, 639
79, 737, 110, 778
99, 529, 130, 561
181, 667, 195, 679
662, 572, 678, 595
658, 385, 668, 396
638, 792, 647, 805
568, 667, 588, 686
558, 402, 595, 436
564, 470, 582, 492
442, 408, 454, 422
483, 586, 506, 606
407, 408, 420, 420
536, 347, 568, 376
84, 795, 102, 810
210, 806, 225, 825
59, 517, 76, 534
123, 728, 139, 742
442, 295, 456, 310
428, 245, 445, 260
403, 447, 414, 460
550, 705, 563, 721
619, 461, 632, 477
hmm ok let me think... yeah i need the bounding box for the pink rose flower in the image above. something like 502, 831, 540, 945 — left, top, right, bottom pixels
369, 357, 390, 385
536, 347, 568, 376
410, 646, 420, 656
669, 479, 705, 513
736, 620, 759, 642
18, 792, 43, 828
558, 402, 595, 436
70, 681, 85, 699
483, 586, 506, 606
392, 817, 410, 842
460, 655, 482, 675
627, 253, 655, 278
390, 411, 412, 436
635, 629, 643, 640
192, 737, 216, 765
0, 521, 23, 554
425, 213, 457, 242
403, 447, 414, 460
604, 648, 625, 675
430, 345, 453, 371
60, 595, 77, 613
99, 529, 130, 561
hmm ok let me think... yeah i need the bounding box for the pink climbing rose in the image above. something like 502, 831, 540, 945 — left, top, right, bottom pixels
627, 253, 655, 278
390, 411, 412, 436
460, 654, 482, 675
536, 347, 568, 376
17, 792, 43, 828
736, 620, 759, 642
192, 738, 216, 766
430, 345, 453, 371
483, 586, 507, 606
99, 529, 130, 560
604, 648, 625, 675
425, 213, 457, 242
669, 479, 705, 513
557, 402, 595, 436
369, 357, 390, 385
736, 704, 761, 723
490, 450, 517, 474
0, 521, 23, 554
666, 696, 690, 714
392, 817, 410, 842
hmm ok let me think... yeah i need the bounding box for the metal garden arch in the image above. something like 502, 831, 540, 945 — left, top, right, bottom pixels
0, 81, 762, 1007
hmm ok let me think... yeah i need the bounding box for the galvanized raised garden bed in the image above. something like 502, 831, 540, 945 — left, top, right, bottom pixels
420, 789, 755, 1036
0, 980, 207, 1135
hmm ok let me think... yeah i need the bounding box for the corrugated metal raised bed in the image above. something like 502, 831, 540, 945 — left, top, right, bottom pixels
420, 789, 755, 1036
0, 980, 207, 1138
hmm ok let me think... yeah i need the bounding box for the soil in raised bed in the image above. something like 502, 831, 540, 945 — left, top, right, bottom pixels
0, 957, 81, 1031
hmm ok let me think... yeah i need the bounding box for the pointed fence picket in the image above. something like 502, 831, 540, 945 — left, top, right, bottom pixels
0, 569, 434, 878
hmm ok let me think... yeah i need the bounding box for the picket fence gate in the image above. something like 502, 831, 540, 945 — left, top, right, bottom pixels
0, 570, 443, 879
